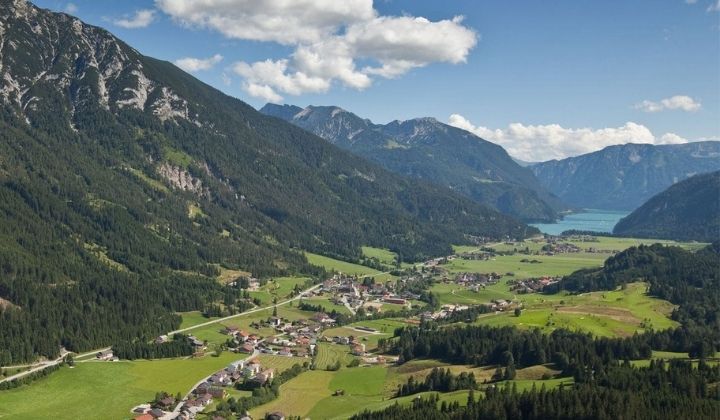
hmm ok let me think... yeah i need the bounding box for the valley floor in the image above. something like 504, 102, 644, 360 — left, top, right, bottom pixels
0, 236, 707, 419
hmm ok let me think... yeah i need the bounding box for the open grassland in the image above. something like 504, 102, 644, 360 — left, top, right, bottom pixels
362, 246, 398, 266
315, 343, 356, 370
475, 282, 678, 337
255, 355, 308, 373
362, 246, 413, 269
178, 311, 219, 329
304, 295, 354, 315
249, 276, 309, 305
249, 370, 335, 419
251, 359, 571, 420
449, 237, 705, 281
446, 252, 606, 278
0, 353, 245, 420
432, 281, 515, 306
305, 252, 395, 281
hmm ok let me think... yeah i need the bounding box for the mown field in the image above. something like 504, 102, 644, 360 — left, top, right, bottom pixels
0, 353, 245, 420
314, 343, 357, 370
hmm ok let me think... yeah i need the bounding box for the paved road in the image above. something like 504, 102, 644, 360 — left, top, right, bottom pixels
168, 283, 323, 335
0, 347, 109, 385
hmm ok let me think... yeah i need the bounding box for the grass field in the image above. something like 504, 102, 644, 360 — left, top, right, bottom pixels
449, 237, 705, 281
304, 295, 354, 315
0, 353, 245, 420
315, 343, 356, 370
305, 252, 395, 281
255, 355, 308, 373
362, 246, 398, 266
474, 282, 678, 337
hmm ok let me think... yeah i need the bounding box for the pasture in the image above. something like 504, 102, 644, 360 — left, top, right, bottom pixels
475, 282, 678, 337
305, 252, 395, 281
0, 353, 245, 420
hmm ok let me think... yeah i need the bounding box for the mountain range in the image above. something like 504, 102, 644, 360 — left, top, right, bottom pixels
531, 142, 720, 210
0, 0, 536, 363
261, 103, 566, 222
613, 170, 720, 242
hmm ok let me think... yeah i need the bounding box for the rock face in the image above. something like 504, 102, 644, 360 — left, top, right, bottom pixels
0, 0, 200, 127
261, 103, 566, 222
613, 171, 720, 242
531, 142, 720, 210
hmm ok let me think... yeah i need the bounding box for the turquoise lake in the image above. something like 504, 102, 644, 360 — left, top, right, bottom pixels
530, 209, 630, 236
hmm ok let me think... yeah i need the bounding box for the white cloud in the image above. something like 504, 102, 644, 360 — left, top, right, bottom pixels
709, 0, 720, 11
64, 3, 78, 13
113, 9, 156, 29
156, 0, 375, 45
221, 72, 232, 86
156, 0, 477, 101
634, 95, 702, 112
447, 114, 689, 162
174, 54, 223, 72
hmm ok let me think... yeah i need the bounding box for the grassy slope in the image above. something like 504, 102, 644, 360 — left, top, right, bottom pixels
305, 252, 395, 281
475, 282, 678, 337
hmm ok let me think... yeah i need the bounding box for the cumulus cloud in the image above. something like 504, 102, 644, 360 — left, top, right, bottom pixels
174, 54, 223, 72
156, 0, 477, 101
64, 3, 77, 13
113, 9, 156, 29
447, 114, 689, 162
634, 95, 702, 113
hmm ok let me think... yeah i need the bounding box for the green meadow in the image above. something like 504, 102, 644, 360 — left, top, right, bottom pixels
474, 282, 678, 337
305, 252, 395, 281
0, 353, 245, 420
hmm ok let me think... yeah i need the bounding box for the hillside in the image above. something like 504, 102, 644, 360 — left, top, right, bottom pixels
0, 0, 535, 363
261, 104, 566, 222
613, 171, 720, 241
531, 142, 720, 210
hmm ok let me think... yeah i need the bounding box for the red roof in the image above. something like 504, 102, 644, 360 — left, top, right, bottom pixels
134, 415, 154, 420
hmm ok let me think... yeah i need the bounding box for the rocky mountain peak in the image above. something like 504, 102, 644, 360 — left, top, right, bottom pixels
0, 1, 200, 127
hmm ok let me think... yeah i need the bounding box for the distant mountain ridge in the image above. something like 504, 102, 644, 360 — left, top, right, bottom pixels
531, 142, 720, 210
613, 171, 720, 242
261, 103, 566, 222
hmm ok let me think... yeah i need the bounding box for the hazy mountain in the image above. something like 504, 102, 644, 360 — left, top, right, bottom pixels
261, 103, 566, 222
0, 0, 535, 363
531, 142, 720, 210
613, 171, 720, 242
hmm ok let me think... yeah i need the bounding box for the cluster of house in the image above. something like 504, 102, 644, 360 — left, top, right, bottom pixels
508, 276, 561, 294
148, 359, 275, 420
311, 275, 415, 314
456, 250, 494, 261
420, 304, 470, 321
225, 313, 335, 358
540, 242, 582, 255
442, 272, 502, 292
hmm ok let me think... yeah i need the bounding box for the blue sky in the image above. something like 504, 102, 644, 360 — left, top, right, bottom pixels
34, 0, 720, 161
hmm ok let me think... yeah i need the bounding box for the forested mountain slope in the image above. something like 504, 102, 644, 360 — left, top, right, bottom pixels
531, 142, 720, 210
0, 0, 535, 363
613, 171, 720, 242
261, 104, 566, 222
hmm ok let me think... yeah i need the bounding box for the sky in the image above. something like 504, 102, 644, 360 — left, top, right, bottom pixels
34, 0, 720, 161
